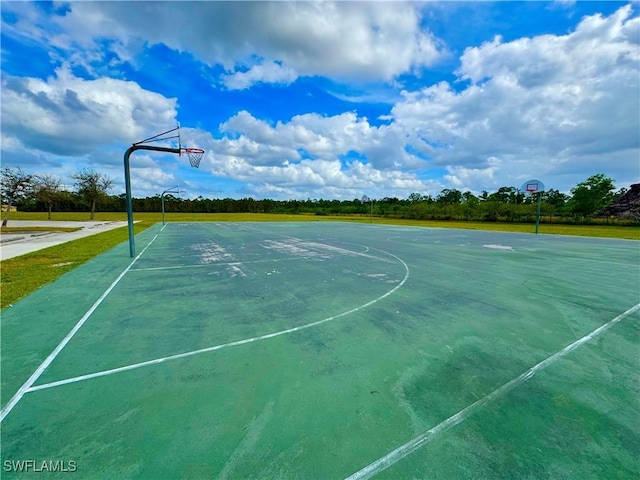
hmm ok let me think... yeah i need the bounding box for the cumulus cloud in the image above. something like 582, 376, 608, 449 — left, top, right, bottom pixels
1, 67, 178, 155
3, 1, 442, 84
180, 125, 437, 200
219, 110, 426, 171
391, 5, 639, 192
221, 61, 298, 90
180, 5, 639, 198
2, 3, 637, 200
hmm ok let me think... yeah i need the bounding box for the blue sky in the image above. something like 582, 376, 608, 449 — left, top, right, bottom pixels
1, 1, 638, 200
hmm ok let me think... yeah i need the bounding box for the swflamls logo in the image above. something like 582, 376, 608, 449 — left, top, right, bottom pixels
3, 460, 77, 472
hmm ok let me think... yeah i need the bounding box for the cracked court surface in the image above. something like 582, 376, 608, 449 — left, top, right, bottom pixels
1, 222, 638, 478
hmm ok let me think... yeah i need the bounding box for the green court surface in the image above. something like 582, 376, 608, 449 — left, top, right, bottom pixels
1, 222, 638, 479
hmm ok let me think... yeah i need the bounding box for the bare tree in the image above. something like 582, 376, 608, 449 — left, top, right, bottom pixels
72, 169, 114, 220
1, 167, 33, 227
35, 174, 63, 220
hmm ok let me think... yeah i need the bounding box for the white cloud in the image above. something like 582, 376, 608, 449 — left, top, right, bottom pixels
9, 2, 443, 84
181, 125, 438, 200
221, 61, 298, 90
219, 110, 426, 171
2, 3, 638, 201
128, 165, 179, 193
1, 67, 178, 155
444, 160, 499, 191
391, 5, 640, 191
185, 1, 640, 199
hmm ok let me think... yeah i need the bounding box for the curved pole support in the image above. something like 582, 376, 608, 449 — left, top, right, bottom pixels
124, 145, 180, 257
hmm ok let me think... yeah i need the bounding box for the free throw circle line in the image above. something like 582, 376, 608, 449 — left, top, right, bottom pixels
28, 247, 410, 393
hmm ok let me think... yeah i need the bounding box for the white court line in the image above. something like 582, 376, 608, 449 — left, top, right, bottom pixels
345, 301, 640, 480
0, 228, 164, 423
131, 256, 328, 272
232, 224, 383, 262
28, 248, 410, 393
273, 235, 394, 263
130, 241, 383, 272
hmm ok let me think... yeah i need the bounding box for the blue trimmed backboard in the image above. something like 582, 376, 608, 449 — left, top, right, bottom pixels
520, 179, 545, 194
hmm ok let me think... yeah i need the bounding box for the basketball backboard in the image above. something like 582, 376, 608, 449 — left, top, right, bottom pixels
520, 179, 545, 194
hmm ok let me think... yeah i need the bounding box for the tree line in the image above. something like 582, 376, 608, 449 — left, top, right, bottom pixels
1, 168, 634, 225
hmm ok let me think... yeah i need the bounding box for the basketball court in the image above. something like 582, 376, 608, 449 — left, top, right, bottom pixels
1, 222, 638, 478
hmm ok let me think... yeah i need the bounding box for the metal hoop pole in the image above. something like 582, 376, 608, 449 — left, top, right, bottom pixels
124, 145, 180, 257
161, 186, 180, 226
535, 192, 542, 235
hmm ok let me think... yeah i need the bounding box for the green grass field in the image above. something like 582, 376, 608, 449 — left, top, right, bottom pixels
1, 212, 638, 309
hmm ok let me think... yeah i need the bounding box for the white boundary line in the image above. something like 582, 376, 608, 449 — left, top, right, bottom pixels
28, 248, 410, 393
345, 301, 640, 480
0, 228, 164, 423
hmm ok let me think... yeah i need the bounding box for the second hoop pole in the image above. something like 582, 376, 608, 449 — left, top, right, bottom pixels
161, 186, 180, 226
535, 192, 542, 235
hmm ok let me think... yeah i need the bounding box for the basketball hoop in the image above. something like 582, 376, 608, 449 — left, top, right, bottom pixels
182, 148, 204, 168
125, 125, 204, 257
519, 179, 545, 235
520, 179, 544, 195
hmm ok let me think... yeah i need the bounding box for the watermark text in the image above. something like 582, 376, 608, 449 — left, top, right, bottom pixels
4, 460, 77, 473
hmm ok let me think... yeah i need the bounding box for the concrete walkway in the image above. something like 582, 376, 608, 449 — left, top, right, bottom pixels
0, 221, 130, 261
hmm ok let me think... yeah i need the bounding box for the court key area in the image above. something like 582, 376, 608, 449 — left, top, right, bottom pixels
1, 222, 638, 479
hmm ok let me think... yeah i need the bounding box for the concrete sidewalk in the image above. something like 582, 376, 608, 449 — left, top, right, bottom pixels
0, 221, 130, 261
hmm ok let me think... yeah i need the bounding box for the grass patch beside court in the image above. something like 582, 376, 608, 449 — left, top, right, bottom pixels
355, 217, 640, 240
0, 222, 152, 309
